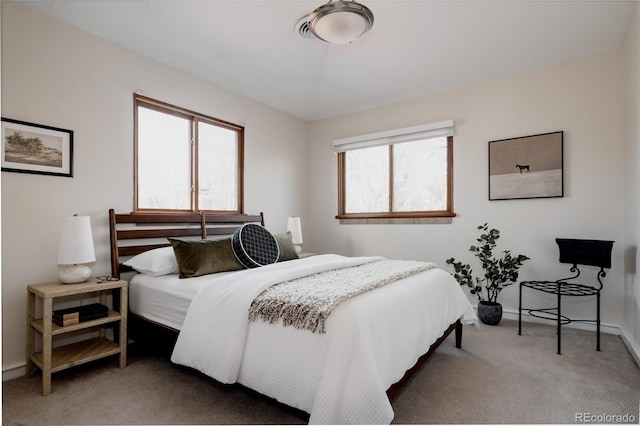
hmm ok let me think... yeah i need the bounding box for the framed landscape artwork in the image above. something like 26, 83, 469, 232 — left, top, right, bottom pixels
488, 131, 563, 201
1, 118, 73, 177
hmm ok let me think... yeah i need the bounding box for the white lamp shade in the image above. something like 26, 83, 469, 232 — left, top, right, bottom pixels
287, 217, 303, 245
57, 215, 96, 265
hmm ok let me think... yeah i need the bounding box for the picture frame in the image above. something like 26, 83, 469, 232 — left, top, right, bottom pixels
1, 117, 73, 178
488, 131, 563, 201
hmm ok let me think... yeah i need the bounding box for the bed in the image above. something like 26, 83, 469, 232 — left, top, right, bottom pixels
108, 209, 476, 424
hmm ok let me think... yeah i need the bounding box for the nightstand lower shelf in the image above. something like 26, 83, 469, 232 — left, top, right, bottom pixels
30, 337, 122, 374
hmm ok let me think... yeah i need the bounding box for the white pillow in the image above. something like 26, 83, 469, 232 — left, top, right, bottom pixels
123, 246, 180, 276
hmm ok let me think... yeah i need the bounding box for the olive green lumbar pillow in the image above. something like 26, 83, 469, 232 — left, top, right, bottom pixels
168, 237, 243, 278
274, 232, 299, 262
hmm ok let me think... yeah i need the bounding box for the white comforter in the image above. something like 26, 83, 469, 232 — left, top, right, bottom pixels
171, 254, 476, 424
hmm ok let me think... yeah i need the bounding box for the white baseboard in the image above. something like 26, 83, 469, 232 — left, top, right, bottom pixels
3, 363, 26, 382
5, 309, 638, 381
493, 306, 638, 364
500, 307, 621, 336
619, 327, 640, 367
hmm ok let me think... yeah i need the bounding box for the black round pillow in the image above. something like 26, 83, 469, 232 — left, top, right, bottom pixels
231, 224, 280, 268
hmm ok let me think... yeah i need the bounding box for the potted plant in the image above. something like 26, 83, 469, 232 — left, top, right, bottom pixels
446, 223, 529, 325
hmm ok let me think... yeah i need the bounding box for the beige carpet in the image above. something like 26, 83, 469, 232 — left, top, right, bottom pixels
3, 319, 639, 425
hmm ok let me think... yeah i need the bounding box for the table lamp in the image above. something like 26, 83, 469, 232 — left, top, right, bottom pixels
57, 214, 96, 284
287, 216, 303, 254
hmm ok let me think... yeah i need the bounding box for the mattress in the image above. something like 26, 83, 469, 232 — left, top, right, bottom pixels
129, 269, 236, 330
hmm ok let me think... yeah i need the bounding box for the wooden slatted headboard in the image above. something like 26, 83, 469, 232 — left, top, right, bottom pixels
108, 209, 264, 278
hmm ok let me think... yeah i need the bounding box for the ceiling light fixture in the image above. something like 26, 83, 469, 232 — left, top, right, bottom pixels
306, 0, 374, 44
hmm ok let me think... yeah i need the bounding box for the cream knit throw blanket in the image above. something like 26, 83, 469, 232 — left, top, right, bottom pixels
248, 259, 437, 333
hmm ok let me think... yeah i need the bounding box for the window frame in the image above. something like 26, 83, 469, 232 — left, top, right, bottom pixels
336, 135, 455, 219
133, 94, 244, 214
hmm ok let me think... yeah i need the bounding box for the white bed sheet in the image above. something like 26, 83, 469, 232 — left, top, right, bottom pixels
130, 255, 476, 424
129, 269, 236, 330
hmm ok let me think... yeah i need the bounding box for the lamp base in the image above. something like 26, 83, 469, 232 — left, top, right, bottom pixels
58, 264, 92, 284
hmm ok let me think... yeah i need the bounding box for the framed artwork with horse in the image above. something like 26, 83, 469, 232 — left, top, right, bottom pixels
488, 131, 563, 201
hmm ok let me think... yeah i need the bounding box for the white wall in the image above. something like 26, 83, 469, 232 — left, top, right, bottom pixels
1, 2, 309, 373
2, 0, 637, 376
622, 3, 640, 359
307, 52, 626, 333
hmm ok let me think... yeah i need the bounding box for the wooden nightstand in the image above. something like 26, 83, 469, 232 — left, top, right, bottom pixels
26, 278, 127, 395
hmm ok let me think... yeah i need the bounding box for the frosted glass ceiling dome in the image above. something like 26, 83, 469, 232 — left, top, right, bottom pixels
306, 0, 374, 44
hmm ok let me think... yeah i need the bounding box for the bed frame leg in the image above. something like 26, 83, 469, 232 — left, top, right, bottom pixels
455, 319, 462, 349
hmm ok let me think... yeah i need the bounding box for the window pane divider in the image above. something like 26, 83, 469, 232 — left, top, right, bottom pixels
133, 94, 244, 214
336, 135, 456, 219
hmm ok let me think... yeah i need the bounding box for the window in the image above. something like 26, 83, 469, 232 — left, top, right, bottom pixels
335, 120, 455, 219
134, 94, 244, 213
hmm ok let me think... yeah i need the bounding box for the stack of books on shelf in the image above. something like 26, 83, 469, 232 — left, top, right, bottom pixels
53, 303, 109, 326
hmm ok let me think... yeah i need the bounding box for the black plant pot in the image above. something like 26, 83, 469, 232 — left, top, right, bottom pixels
477, 301, 502, 325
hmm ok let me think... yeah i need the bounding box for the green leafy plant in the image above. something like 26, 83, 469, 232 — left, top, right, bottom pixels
446, 223, 529, 303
